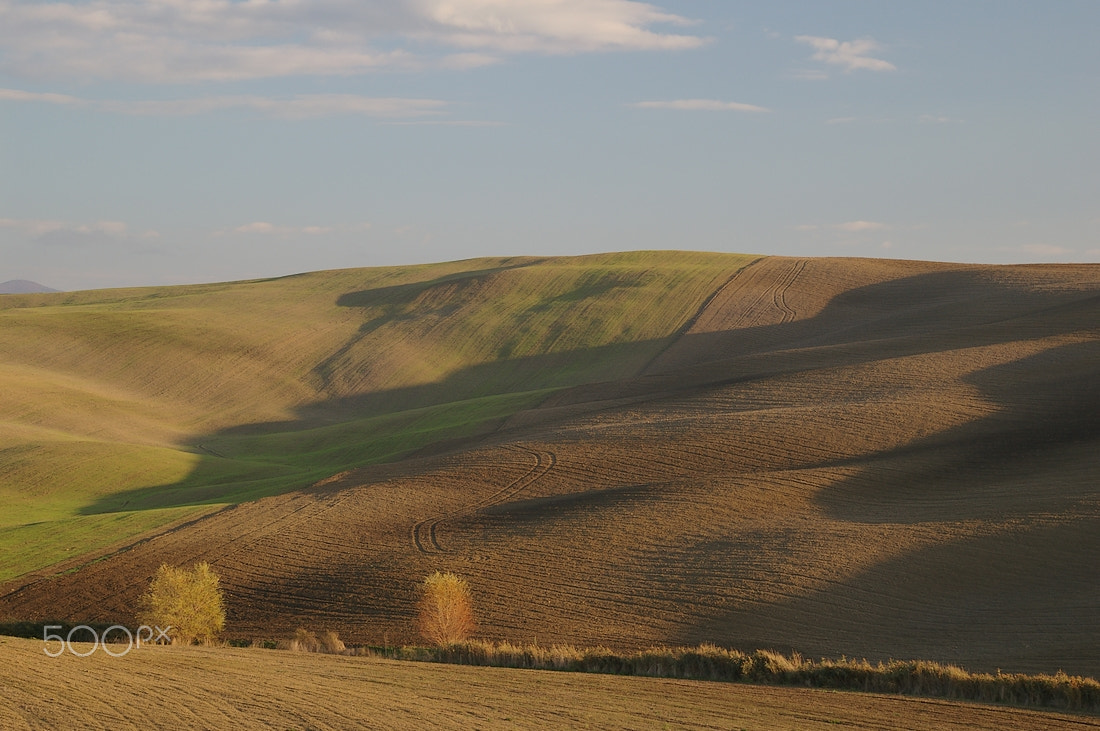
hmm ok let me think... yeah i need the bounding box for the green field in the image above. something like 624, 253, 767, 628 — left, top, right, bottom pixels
0, 252, 754, 581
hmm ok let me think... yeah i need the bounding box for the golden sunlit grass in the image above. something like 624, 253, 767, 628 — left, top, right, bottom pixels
400, 641, 1100, 713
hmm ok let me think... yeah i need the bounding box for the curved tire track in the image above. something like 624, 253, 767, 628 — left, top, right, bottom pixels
643, 257, 810, 376
413, 445, 556, 554
772, 258, 806, 323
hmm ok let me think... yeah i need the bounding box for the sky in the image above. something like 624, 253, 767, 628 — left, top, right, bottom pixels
1, 1, 1098, 291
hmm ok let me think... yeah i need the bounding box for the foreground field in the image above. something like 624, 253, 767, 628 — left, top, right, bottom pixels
1, 253, 1098, 679
1, 637, 1096, 730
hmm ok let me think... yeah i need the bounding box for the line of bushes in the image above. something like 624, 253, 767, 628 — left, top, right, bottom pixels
382, 640, 1100, 714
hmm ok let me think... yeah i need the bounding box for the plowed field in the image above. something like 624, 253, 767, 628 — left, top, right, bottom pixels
2, 638, 1096, 730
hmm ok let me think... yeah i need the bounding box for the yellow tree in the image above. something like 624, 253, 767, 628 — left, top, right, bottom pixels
139, 561, 226, 645
417, 572, 475, 646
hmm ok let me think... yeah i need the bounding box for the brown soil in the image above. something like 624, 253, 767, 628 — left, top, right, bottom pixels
2, 257, 1098, 678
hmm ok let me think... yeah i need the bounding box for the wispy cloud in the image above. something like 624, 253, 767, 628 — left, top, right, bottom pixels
383, 120, 506, 127
837, 220, 889, 232
0, 0, 705, 83
421, 0, 704, 53
824, 116, 895, 125
0, 217, 69, 237
1020, 244, 1073, 257
217, 222, 372, 237
789, 68, 829, 81
796, 36, 896, 73
918, 114, 963, 125
0, 88, 448, 119
797, 220, 890, 233
633, 99, 770, 113
0, 217, 159, 246
0, 88, 83, 105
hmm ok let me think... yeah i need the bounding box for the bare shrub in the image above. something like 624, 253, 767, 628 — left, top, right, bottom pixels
319, 630, 346, 654
138, 562, 225, 645
277, 628, 321, 653
417, 571, 475, 646
277, 628, 347, 654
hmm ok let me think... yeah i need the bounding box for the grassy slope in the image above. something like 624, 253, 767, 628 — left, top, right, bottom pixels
1, 638, 1094, 731
0, 251, 752, 580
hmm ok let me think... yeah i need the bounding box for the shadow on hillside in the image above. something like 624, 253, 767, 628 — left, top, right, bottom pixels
315, 261, 539, 392
77, 265, 1100, 524
811, 337, 1100, 523
677, 331, 1100, 675
683, 513, 1100, 676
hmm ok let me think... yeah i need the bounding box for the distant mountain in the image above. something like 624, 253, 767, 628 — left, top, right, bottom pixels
0, 279, 60, 294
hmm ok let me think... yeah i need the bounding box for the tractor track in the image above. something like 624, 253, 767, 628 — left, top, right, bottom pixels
772, 259, 806, 323
412, 445, 556, 554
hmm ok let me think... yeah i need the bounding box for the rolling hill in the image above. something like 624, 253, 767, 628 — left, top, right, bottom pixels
0, 280, 59, 295
1, 252, 1097, 678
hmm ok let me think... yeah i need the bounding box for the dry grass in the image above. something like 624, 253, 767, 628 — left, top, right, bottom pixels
398, 641, 1100, 713
275, 628, 346, 654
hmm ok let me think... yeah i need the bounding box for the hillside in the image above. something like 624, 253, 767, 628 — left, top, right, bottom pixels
0, 280, 59, 295
1, 253, 1098, 677
0, 252, 750, 580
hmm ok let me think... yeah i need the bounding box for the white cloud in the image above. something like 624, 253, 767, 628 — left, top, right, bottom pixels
0, 88, 448, 119
796, 36, 896, 73
419, 0, 704, 53
633, 99, 770, 113
0, 0, 705, 83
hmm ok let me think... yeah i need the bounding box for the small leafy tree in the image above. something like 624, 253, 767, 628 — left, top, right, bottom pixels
417, 571, 475, 646
138, 561, 226, 645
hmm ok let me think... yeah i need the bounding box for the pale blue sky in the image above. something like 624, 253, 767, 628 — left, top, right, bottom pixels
1, 1, 1098, 290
